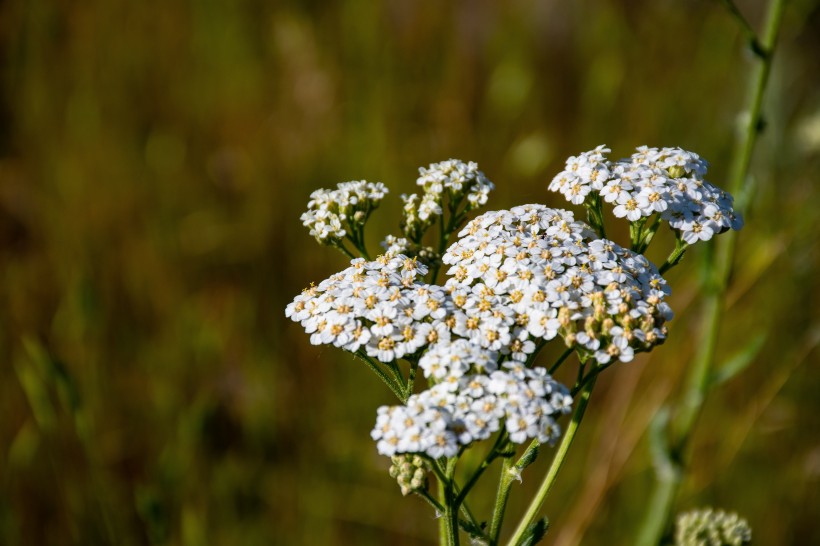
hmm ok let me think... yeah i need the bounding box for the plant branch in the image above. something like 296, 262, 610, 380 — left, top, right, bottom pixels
354, 351, 407, 402
634, 0, 785, 542
506, 375, 598, 546
548, 347, 574, 375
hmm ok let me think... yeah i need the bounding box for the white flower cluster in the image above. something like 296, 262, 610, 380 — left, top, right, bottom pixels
549, 146, 743, 244
371, 340, 572, 457
401, 160, 495, 240
285, 253, 452, 362
288, 204, 672, 368
300, 180, 388, 243
417, 159, 494, 208
442, 205, 672, 364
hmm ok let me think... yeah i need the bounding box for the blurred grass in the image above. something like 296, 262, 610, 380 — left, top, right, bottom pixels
1, 0, 819, 544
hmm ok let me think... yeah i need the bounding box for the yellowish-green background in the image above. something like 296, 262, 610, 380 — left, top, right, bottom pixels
1, 1, 819, 544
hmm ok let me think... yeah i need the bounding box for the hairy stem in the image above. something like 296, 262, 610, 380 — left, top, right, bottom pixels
355, 351, 407, 402
489, 455, 516, 544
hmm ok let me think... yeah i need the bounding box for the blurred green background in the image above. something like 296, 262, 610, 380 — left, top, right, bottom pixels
1, 0, 819, 544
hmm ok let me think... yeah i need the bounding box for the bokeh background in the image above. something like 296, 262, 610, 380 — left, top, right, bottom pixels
1, 0, 819, 544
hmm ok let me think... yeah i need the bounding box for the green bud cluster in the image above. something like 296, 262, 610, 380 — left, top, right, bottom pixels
388, 454, 428, 496
675, 508, 752, 546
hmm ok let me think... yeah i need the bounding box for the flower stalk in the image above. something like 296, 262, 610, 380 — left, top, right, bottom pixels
634, 0, 786, 543
506, 374, 598, 546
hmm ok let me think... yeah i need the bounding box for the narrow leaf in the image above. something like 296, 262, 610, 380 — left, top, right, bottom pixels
515, 517, 550, 546
710, 333, 766, 388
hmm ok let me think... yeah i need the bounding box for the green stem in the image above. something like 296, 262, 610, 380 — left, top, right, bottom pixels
585, 194, 607, 239
332, 239, 357, 260
347, 221, 371, 260
405, 358, 419, 398
629, 217, 648, 251
444, 457, 461, 546
430, 193, 468, 282
451, 481, 486, 540
428, 455, 470, 545
385, 360, 405, 391
416, 488, 446, 514
354, 351, 407, 402
658, 238, 688, 275
548, 347, 574, 375
489, 456, 516, 544
572, 362, 613, 397
438, 477, 449, 546
455, 431, 509, 508
506, 375, 598, 546
429, 213, 448, 282
718, 0, 765, 56
637, 215, 663, 254
635, 0, 785, 543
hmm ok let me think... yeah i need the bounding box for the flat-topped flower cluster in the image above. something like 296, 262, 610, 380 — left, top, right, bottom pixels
371, 340, 572, 457
287, 149, 741, 464
442, 205, 672, 364
286, 253, 450, 361
549, 146, 743, 244
287, 203, 673, 457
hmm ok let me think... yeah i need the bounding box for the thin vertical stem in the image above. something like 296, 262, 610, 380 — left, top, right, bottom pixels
489, 456, 516, 544
634, 0, 786, 543
438, 477, 448, 546
444, 457, 460, 546
506, 375, 598, 546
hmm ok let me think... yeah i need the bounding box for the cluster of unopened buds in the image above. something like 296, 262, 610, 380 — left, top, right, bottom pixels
389, 454, 429, 496
675, 508, 752, 546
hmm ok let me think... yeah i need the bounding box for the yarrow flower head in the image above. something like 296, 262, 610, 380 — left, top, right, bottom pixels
549, 146, 743, 244
285, 252, 452, 361
442, 205, 672, 364
547, 145, 612, 204
287, 151, 751, 544
416, 159, 495, 209
675, 508, 752, 546
371, 340, 572, 458
300, 180, 388, 244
